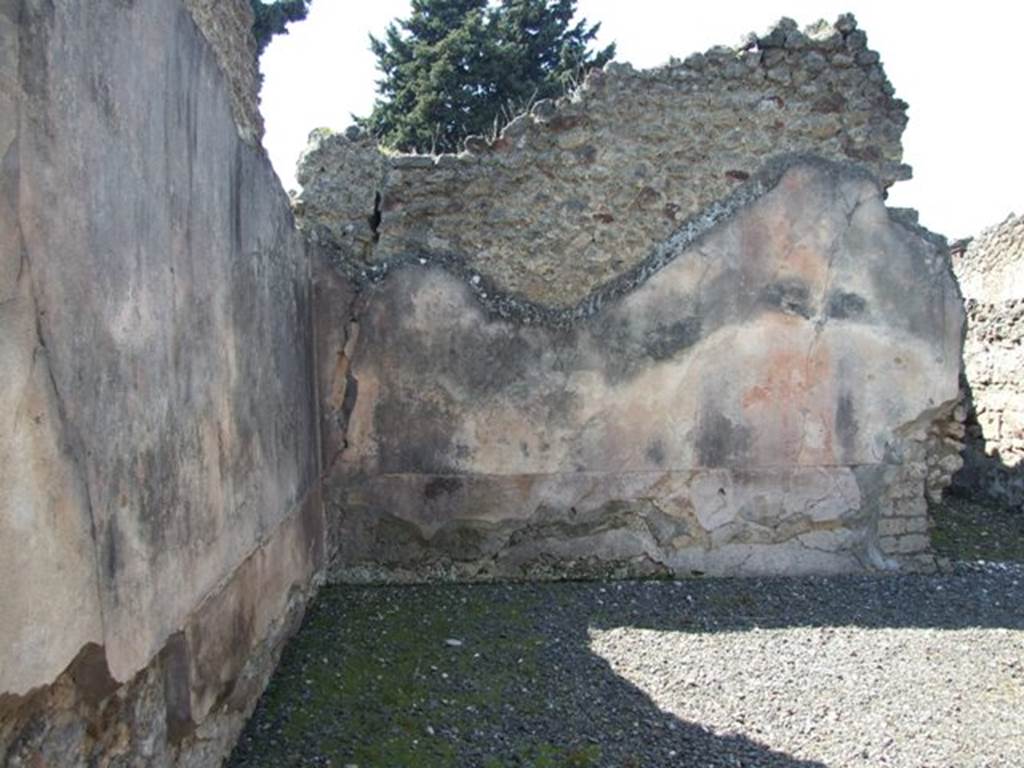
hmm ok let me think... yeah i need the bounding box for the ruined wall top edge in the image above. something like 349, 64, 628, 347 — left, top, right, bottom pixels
954, 213, 1024, 302
183, 0, 264, 144
295, 14, 914, 308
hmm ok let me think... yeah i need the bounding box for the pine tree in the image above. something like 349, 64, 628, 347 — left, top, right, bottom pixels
359, 0, 615, 154
250, 0, 311, 56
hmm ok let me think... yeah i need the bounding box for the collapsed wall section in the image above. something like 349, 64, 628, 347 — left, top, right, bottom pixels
299, 14, 909, 311
1, 0, 333, 764
952, 214, 1024, 507
305, 17, 965, 581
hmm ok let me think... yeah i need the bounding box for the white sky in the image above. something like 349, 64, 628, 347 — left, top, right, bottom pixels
260, 0, 1022, 238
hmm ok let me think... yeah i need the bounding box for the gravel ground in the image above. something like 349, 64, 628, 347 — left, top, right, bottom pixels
229, 555, 1024, 768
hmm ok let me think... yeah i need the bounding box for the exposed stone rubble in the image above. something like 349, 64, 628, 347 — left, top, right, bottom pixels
954, 213, 1024, 303
297, 14, 911, 310
924, 403, 968, 504
870, 399, 967, 568
952, 213, 1024, 507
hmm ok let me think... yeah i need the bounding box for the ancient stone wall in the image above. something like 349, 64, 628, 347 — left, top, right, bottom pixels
182, 0, 264, 143
0, 6, 974, 764
1, 0, 330, 764
305, 17, 965, 581
298, 15, 909, 311
952, 214, 1024, 507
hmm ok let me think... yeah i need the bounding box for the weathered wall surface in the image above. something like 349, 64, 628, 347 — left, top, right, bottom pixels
182, 0, 264, 144
0, 5, 971, 762
0, 0, 105, 706
306, 16, 963, 582
315, 159, 963, 581
954, 214, 1024, 304
952, 214, 1024, 507
299, 15, 910, 310
1, 0, 326, 764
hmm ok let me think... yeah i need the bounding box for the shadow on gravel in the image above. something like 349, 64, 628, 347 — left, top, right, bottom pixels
229, 568, 1023, 767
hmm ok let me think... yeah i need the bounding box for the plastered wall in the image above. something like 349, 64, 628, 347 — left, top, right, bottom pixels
0, 1, 330, 764
302, 17, 965, 582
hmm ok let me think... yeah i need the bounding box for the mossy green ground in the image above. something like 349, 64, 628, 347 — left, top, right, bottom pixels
931, 495, 1024, 563
230, 584, 606, 767
229, 497, 1022, 767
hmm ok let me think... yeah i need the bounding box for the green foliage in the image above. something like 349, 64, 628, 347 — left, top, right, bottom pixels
359, 0, 615, 154
250, 0, 310, 56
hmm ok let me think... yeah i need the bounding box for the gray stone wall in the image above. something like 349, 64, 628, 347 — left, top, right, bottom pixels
952, 214, 1024, 507
954, 214, 1024, 303
312, 164, 962, 581
298, 15, 910, 310
304, 15, 963, 582
0, 5, 975, 764
1, 0, 327, 764
183, 0, 264, 143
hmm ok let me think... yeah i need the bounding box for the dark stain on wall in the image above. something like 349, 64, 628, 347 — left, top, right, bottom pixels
760, 278, 813, 319
643, 317, 703, 360
696, 410, 752, 467
835, 391, 859, 462
373, 395, 458, 474
646, 439, 666, 466
424, 476, 462, 500
828, 290, 867, 319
